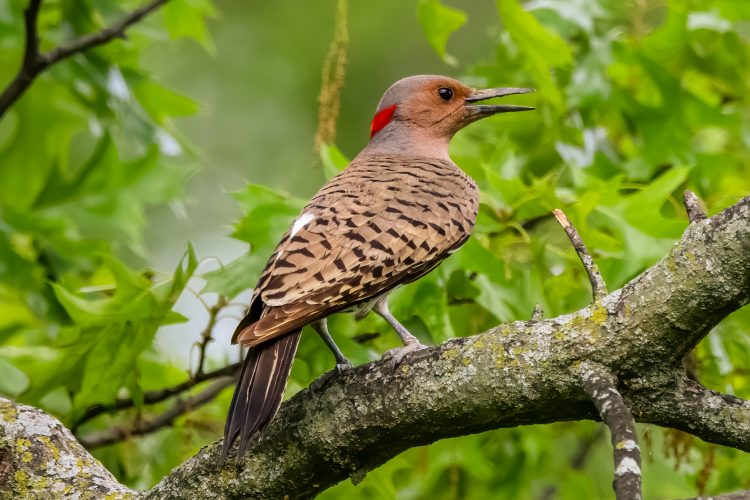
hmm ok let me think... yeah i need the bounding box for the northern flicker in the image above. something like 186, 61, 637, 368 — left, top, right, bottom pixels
222, 75, 534, 459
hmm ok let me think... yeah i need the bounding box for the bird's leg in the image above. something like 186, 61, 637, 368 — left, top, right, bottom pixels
372, 297, 426, 366
312, 318, 353, 373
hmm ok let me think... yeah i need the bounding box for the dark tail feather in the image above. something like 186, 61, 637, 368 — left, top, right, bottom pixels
221, 329, 301, 461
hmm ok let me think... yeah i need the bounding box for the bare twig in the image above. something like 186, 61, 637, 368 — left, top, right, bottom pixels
0, 0, 171, 119
683, 190, 707, 223
73, 362, 241, 429
553, 208, 608, 301
530, 303, 544, 322
22, 0, 42, 69
73, 295, 233, 429
579, 362, 642, 500
0, 0, 43, 118
195, 296, 228, 378
78, 377, 234, 449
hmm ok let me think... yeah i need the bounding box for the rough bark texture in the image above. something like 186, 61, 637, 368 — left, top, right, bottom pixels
579, 362, 642, 500
0, 397, 135, 498
0, 195, 748, 498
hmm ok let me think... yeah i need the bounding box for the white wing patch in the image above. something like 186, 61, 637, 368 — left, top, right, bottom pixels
291, 212, 314, 237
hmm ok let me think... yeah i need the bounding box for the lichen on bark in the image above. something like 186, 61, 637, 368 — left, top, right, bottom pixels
0, 397, 135, 499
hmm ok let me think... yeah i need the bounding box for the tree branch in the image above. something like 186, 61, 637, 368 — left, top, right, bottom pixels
630, 377, 750, 452
0, 397, 135, 498
530, 303, 544, 322
78, 378, 234, 449
579, 362, 642, 500
553, 208, 608, 301
683, 190, 707, 223
73, 297, 234, 429
143, 194, 750, 498
0, 0, 171, 120
73, 362, 240, 429
1, 195, 749, 497
194, 296, 228, 378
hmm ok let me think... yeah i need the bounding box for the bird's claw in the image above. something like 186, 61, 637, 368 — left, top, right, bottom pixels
382, 341, 426, 369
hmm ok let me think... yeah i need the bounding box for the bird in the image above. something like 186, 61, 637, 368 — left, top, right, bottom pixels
221, 75, 534, 460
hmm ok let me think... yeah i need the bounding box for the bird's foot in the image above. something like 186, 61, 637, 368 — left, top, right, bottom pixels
382, 341, 426, 369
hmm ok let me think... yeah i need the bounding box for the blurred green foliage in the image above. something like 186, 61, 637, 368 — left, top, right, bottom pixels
1, 0, 750, 497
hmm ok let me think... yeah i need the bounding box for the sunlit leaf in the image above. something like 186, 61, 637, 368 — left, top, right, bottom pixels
417, 0, 467, 65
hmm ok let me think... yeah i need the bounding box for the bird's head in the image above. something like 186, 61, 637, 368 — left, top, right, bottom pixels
367, 75, 534, 157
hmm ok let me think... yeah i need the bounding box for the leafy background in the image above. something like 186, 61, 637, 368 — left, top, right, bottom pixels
1, 0, 749, 497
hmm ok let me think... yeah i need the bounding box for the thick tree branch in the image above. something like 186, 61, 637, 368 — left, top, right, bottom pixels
629, 377, 750, 452
144, 194, 750, 498
579, 362, 642, 500
1, 195, 749, 498
0, 0, 171, 120
78, 377, 234, 449
0, 397, 135, 498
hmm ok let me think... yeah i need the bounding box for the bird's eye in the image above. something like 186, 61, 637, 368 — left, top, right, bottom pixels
437, 87, 453, 101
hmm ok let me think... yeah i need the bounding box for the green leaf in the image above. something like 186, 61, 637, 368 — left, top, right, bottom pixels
417, 0, 467, 65
319, 143, 350, 179
202, 250, 266, 297
615, 167, 690, 238
163, 0, 217, 52
0, 357, 30, 396
497, 0, 572, 111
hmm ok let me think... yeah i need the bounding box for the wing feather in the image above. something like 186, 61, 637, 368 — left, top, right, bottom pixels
235, 158, 478, 347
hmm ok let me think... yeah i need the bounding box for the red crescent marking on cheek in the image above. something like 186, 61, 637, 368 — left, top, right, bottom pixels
370, 104, 398, 138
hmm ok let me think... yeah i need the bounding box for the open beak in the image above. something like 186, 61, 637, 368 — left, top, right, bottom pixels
464, 87, 535, 118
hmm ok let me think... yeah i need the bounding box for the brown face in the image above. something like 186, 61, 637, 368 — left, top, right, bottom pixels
370, 75, 534, 141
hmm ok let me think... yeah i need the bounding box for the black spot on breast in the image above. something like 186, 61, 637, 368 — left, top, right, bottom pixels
398, 214, 428, 229
429, 223, 446, 236
345, 231, 367, 243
